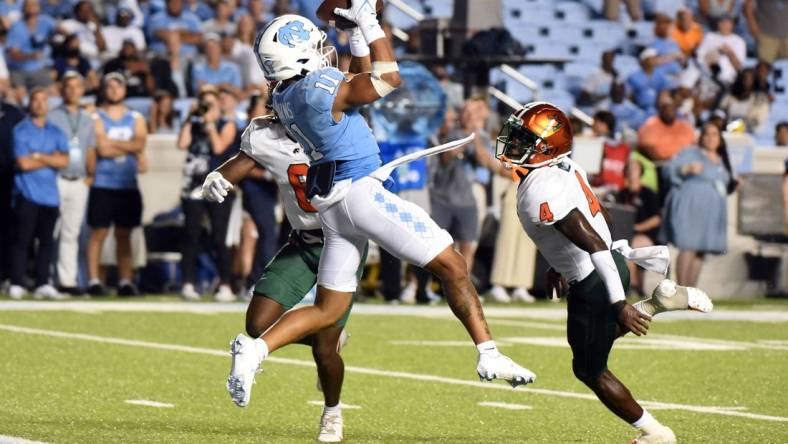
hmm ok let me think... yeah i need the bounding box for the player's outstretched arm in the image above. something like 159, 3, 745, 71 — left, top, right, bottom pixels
202, 152, 258, 203
332, 2, 401, 111
554, 209, 651, 336
347, 27, 372, 75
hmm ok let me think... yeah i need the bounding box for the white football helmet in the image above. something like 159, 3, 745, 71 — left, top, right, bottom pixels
254, 14, 335, 81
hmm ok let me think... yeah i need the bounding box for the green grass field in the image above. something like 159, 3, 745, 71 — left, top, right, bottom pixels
0, 298, 787, 443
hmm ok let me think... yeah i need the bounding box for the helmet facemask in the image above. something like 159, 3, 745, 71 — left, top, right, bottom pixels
495, 115, 550, 166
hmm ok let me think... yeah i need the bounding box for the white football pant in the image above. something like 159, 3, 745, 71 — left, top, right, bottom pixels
315, 177, 453, 292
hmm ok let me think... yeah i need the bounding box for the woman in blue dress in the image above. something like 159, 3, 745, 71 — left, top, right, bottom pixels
661, 121, 737, 286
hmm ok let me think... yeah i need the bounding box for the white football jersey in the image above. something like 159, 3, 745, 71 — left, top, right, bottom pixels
516, 157, 612, 283
240, 116, 320, 231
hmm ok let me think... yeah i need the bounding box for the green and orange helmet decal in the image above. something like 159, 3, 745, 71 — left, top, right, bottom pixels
495, 101, 573, 169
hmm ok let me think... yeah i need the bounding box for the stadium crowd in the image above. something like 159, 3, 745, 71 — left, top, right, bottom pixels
0, 0, 786, 301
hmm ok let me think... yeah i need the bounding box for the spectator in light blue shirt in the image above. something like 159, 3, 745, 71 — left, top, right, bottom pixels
626, 48, 673, 113
9, 87, 70, 299
185, 0, 214, 21
648, 13, 686, 77
147, 0, 203, 58
191, 33, 241, 95
596, 82, 649, 133
4, 0, 57, 93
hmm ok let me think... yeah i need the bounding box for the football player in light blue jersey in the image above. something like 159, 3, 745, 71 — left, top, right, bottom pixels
219, 6, 536, 418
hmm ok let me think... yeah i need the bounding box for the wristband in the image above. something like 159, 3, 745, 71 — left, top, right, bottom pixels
589, 250, 626, 303
348, 27, 370, 58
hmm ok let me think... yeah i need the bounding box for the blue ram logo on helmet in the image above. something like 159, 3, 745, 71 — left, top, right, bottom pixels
277, 21, 310, 48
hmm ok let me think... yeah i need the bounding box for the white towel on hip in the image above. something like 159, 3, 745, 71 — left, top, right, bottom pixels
611, 239, 670, 276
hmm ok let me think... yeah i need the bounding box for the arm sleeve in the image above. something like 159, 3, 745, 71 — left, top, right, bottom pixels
304, 68, 346, 114
590, 250, 627, 303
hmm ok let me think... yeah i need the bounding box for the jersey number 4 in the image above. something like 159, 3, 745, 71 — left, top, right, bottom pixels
287, 163, 317, 213
575, 171, 601, 216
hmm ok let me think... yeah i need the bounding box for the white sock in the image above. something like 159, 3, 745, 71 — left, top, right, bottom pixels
631, 410, 662, 433
253, 337, 269, 362
118, 279, 132, 287
323, 404, 341, 415
89, 278, 102, 286
476, 340, 499, 356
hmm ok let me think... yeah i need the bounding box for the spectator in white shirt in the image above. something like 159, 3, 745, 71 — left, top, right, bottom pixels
580, 50, 618, 106
695, 14, 746, 85
103, 7, 146, 58
58, 1, 106, 59
204, 0, 236, 37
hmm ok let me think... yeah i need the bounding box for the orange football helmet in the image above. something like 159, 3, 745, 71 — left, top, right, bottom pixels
495, 102, 573, 174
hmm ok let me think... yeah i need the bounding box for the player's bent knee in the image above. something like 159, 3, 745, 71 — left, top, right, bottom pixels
572, 360, 605, 387
429, 248, 469, 282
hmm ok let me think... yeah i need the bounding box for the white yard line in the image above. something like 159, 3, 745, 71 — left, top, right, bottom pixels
124, 399, 175, 408
0, 323, 786, 424
1, 301, 787, 322
0, 436, 48, 444
478, 401, 532, 410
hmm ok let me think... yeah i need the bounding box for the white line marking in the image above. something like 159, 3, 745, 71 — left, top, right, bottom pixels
1, 301, 786, 322
501, 336, 746, 351
0, 323, 786, 423
0, 436, 48, 444
307, 401, 362, 409
124, 399, 175, 408
390, 340, 513, 347
478, 401, 533, 410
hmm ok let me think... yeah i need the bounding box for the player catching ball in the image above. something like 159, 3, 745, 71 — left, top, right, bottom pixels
202, 114, 362, 442
210, 3, 535, 437
495, 102, 713, 444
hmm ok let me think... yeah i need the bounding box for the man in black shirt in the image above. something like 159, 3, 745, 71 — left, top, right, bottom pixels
0, 99, 24, 286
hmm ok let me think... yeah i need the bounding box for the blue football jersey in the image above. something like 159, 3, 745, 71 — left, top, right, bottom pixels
271, 67, 381, 181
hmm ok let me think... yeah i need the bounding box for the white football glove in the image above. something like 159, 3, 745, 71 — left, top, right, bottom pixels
347, 26, 370, 58
202, 171, 233, 203
334, 1, 384, 44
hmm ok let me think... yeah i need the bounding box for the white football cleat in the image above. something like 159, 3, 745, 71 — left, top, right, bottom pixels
317, 410, 343, 442
488, 285, 512, 303
214, 285, 236, 302
181, 283, 200, 301
8, 285, 27, 300
399, 282, 416, 305
635, 279, 713, 317
226, 333, 262, 407
33, 284, 68, 300
629, 425, 677, 444
476, 352, 536, 387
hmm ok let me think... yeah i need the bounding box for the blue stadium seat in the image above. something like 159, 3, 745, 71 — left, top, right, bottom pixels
124, 97, 153, 119
422, 0, 453, 17
541, 90, 576, 112
547, 24, 586, 44
519, 64, 559, 82
627, 20, 655, 46
527, 41, 573, 60
570, 41, 607, 63
554, 2, 591, 23
614, 54, 641, 78
562, 61, 599, 94
581, 20, 627, 48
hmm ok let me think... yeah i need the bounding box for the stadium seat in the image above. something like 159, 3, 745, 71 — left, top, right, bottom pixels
614, 54, 641, 78
125, 97, 153, 119
518, 64, 559, 82
562, 61, 599, 94
554, 2, 591, 23
627, 20, 655, 46
540, 90, 576, 112
547, 24, 586, 44
527, 41, 573, 60
581, 20, 627, 48
422, 0, 453, 17
570, 41, 608, 63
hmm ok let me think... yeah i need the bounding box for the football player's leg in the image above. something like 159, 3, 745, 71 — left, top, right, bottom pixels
568, 276, 675, 443
260, 225, 363, 353
313, 325, 345, 443
343, 178, 534, 385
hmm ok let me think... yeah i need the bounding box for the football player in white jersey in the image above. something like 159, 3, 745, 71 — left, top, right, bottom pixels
202, 113, 359, 442
495, 102, 713, 444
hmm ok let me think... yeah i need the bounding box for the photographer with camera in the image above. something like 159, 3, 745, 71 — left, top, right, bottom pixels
176, 87, 237, 301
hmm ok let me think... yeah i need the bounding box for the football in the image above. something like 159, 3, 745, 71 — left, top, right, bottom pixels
316, 0, 385, 30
